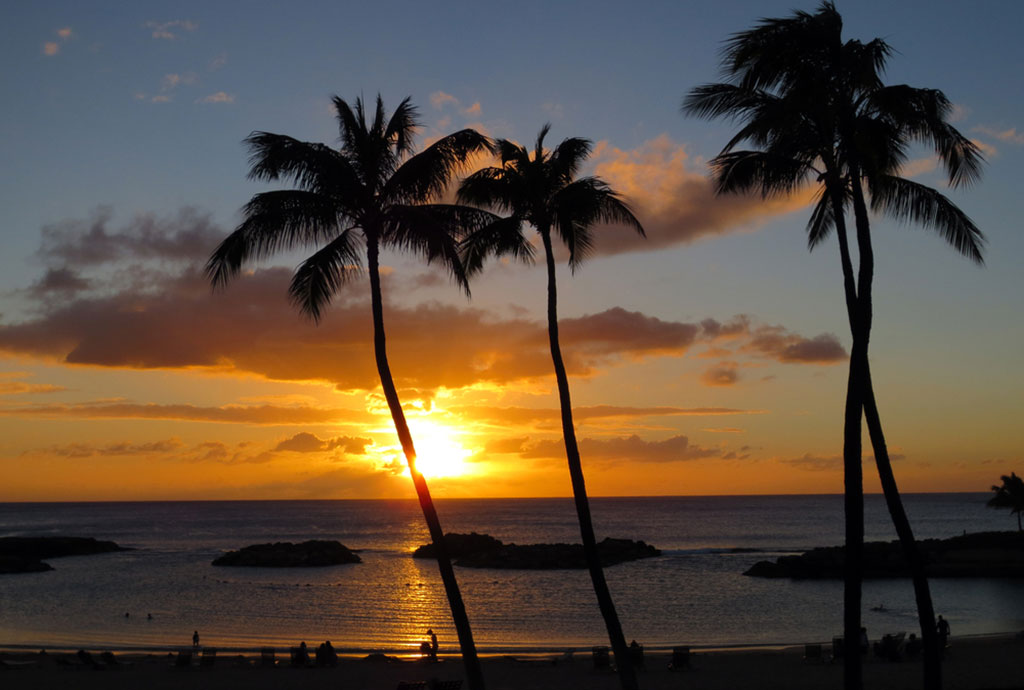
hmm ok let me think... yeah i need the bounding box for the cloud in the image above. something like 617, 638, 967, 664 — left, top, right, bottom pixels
782, 451, 905, 471
275, 432, 373, 454
459, 404, 762, 426
463, 102, 481, 116
43, 42, 59, 56
1, 209, 843, 392
209, 53, 227, 71
973, 125, 1024, 145
145, 20, 198, 39
197, 92, 234, 104
25, 438, 185, 458
0, 381, 66, 395
161, 72, 197, 92
0, 401, 373, 426
972, 139, 998, 157
589, 135, 815, 256
35, 206, 223, 267
900, 157, 938, 178
520, 434, 720, 463
430, 91, 458, 109
57, 28, 72, 39
701, 362, 739, 387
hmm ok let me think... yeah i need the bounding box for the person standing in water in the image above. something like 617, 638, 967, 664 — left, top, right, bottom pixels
192, 631, 200, 649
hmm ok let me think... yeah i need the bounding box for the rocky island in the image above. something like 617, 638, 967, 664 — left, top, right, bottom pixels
413, 532, 660, 569
212, 540, 361, 567
744, 531, 1024, 578
0, 536, 130, 574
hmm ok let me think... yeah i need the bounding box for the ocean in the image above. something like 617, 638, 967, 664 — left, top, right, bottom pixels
0, 494, 1021, 654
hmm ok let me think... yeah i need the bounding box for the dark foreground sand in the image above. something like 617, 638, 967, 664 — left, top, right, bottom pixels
2, 635, 1022, 690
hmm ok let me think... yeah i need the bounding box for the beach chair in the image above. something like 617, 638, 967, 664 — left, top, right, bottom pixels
200, 648, 217, 668
174, 650, 192, 668
260, 647, 277, 668
804, 644, 824, 664
592, 646, 611, 669
668, 646, 691, 670
431, 681, 463, 690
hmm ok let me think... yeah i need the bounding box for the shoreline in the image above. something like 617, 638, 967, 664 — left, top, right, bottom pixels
2, 633, 1023, 690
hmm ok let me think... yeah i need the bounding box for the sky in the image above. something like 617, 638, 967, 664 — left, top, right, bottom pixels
1, 0, 1022, 501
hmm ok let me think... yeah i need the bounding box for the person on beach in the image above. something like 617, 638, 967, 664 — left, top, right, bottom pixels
429, 629, 438, 661
937, 615, 951, 656
192, 630, 200, 649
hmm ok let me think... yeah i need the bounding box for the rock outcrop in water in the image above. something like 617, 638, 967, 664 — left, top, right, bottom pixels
413, 532, 660, 569
212, 540, 361, 567
744, 531, 1024, 578
0, 536, 130, 574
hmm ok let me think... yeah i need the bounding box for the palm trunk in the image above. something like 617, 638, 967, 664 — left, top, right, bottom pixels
368, 238, 485, 690
849, 183, 941, 690
540, 229, 638, 690
826, 180, 864, 690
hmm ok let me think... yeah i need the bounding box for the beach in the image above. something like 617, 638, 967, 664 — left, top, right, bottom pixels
2, 635, 1022, 690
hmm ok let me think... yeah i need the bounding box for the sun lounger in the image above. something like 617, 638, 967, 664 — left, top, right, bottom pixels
669, 646, 691, 670
804, 644, 824, 664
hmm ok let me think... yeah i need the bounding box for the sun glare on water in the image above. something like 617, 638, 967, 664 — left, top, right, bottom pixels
405, 419, 474, 479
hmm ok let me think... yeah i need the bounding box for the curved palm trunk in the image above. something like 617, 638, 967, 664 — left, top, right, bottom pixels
848, 184, 941, 690
368, 239, 485, 690
540, 230, 638, 690
827, 181, 865, 690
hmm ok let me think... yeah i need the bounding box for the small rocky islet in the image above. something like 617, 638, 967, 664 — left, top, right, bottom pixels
413, 532, 661, 569
0, 536, 130, 574
211, 539, 361, 567
744, 531, 1024, 579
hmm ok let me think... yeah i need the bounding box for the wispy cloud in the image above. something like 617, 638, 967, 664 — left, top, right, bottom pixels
42, 27, 72, 57
197, 91, 234, 104
145, 20, 198, 40
973, 125, 1024, 145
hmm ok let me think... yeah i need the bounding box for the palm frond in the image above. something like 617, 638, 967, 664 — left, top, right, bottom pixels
288, 230, 364, 322
551, 178, 644, 269
459, 216, 532, 276
383, 96, 418, 158
806, 186, 839, 251
244, 133, 359, 194
382, 204, 498, 294
384, 128, 491, 204
871, 174, 985, 264
710, 150, 813, 198
457, 167, 520, 214
550, 137, 593, 182
534, 124, 551, 162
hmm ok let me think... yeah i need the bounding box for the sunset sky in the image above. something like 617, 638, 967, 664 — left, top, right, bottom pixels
1, 1, 1021, 501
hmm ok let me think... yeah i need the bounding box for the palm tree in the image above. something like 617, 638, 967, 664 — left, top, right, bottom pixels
683, 4, 984, 690
206, 94, 494, 690
457, 126, 645, 690
987, 473, 1024, 530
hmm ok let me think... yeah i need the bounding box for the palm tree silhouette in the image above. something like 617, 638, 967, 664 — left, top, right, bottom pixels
987, 473, 1024, 531
684, 4, 983, 689
458, 126, 645, 690
206, 94, 493, 690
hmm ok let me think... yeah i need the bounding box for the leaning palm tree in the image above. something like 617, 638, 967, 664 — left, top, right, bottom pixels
458, 126, 645, 690
206, 94, 493, 690
684, 4, 984, 690
987, 472, 1024, 531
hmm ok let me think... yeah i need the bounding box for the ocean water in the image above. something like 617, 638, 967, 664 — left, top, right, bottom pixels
0, 494, 1021, 654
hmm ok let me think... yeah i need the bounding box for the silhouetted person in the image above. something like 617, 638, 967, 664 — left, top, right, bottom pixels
936, 615, 951, 657
147, 613, 152, 620
193, 630, 200, 649
860, 627, 869, 654
428, 629, 438, 661
419, 640, 431, 659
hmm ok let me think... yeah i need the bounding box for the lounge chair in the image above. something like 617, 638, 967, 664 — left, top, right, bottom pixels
200, 649, 217, 668
260, 647, 276, 668
592, 645, 610, 669
174, 650, 192, 668
668, 646, 691, 670
804, 644, 824, 664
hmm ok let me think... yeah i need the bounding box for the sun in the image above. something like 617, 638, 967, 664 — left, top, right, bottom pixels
406, 419, 473, 479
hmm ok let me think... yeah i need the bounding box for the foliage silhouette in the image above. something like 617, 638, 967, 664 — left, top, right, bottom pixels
684, 4, 983, 689
987, 473, 1024, 530
206, 94, 493, 690
458, 125, 645, 690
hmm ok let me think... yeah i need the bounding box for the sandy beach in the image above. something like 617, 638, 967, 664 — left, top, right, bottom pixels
2, 635, 1022, 690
